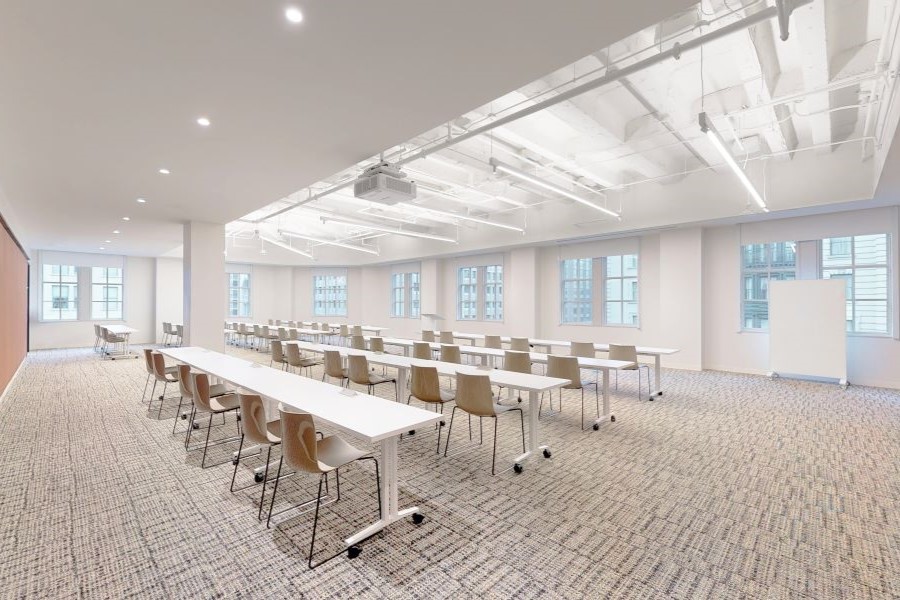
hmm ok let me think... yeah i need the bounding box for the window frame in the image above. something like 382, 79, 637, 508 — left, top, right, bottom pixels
90, 266, 125, 321
558, 255, 640, 327
820, 234, 892, 336
390, 271, 420, 319
227, 272, 252, 318
602, 254, 640, 327
456, 264, 503, 322
560, 258, 594, 325
41, 264, 79, 322
740, 242, 797, 332
312, 273, 348, 317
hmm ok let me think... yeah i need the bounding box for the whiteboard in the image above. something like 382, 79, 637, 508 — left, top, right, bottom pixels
769, 279, 847, 384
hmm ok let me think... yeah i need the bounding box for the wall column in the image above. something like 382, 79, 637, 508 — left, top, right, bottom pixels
183, 221, 224, 351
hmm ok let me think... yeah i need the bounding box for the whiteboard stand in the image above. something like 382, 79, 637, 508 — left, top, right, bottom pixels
421, 313, 444, 332
769, 279, 848, 388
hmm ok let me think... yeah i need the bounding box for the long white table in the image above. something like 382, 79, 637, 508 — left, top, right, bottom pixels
159, 346, 440, 549
286, 340, 603, 469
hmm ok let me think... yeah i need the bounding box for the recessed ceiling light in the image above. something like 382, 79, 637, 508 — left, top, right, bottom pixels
158, 168, 170, 175
122, 216, 130, 221
136, 197, 146, 203
196, 117, 211, 127
99, 247, 106, 251
104, 240, 111, 243
285, 6, 303, 23
113, 230, 120, 234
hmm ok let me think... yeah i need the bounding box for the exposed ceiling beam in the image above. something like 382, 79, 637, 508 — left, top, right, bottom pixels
793, 0, 833, 149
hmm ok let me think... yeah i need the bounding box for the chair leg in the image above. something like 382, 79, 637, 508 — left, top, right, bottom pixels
443, 406, 457, 456
149, 380, 157, 407
518, 408, 526, 452
258, 445, 272, 521
201, 411, 215, 468
308, 474, 326, 569
266, 457, 284, 528
156, 382, 168, 419
172, 396, 184, 433
230, 434, 245, 492
491, 417, 499, 475
142, 373, 150, 403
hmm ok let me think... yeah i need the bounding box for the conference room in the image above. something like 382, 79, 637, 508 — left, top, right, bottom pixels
1, 1, 899, 597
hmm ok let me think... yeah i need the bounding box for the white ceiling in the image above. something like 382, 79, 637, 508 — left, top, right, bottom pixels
0, 0, 701, 257
223, 0, 900, 267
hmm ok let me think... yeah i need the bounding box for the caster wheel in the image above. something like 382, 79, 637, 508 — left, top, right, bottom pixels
439, 420, 446, 427
648, 397, 654, 402
542, 449, 551, 458
254, 472, 265, 483
158, 395, 164, 401
347, 545, 362, 559
412, 513, 425, 525
517, 397, 522, 403
192, 422, 200, 430
513, 463, 523, 474
181, 413, 187, 420
592, 423, 599, 431
610, 415, 616, 422
236, 415, 241, 422
407, 430, 415, 435
232, 458, 239, 466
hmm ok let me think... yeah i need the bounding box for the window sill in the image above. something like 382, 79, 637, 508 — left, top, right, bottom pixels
559, 322, 639, 328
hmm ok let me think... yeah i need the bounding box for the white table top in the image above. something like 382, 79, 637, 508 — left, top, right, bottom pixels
160, 346, 440, 442
105, 324, 138, 334
286, 341, 573, 393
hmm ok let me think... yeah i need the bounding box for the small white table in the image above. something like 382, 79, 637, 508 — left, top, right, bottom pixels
103, 324, 139, 358
159, 346, 440, 552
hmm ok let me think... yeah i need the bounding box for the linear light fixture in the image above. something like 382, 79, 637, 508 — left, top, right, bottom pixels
280, 228, 379, 255
408, 167, 525, 208
406, 204, 525, 233
258, 233, 313, 259
489, 157, 620, 219
699, 112, 769, 212
320, 216, 458, 243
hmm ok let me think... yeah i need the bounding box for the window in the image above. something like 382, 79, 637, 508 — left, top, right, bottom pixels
227, 273, 251, 317
560, 258, 593, 324
313, 274, 347, 317
457, 265, 502, 321
42, 264, 78, 321
390, 271, 420, 318
822, 234, 890, 333
741, 242, 796, 330
91, 267, 124, 320
603, 255, 639, 326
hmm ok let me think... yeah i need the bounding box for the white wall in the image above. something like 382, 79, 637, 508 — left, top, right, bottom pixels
154, 257, 182, 343
29, 252, 155, 349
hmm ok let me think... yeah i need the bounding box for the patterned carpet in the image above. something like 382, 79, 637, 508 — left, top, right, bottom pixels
0, 345, 898, 599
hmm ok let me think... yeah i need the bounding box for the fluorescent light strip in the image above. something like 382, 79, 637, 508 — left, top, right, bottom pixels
489, 158, 620, 219
259, 234, 313, 259
405, 204, 525, 233
699, 112, 769, 212
320, 216, 457, 243
408, 167, 525, 208
280, 229, 379, 255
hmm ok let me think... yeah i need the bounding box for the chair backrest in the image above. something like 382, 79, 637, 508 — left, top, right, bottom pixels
268, 319, 275, 325
347, 354, 371, 385
369, 337, 384, 353
190, 372, 213, 412
410, 364, 442, 403
421, 330, 435, 342
177, 364, 193, 398
323, 350, 344, 378
503, 350, 531, 374
413, 341, 432, 360
142, 348, 155, 375
339, 325, 350, 336
278, 327, 288, 340
162, 322, 171, 334
608, 344, 638, 368
350, 335, 366, 350
279, 410, 325, 474
285, 343, 303, 368
320, 322, 330, 332
93, 324, 101, 337
271, 340, 286, 365
484, 335, 502, 349
350, 325, 363, 336
176, 324, 184, 337
253, 325, 262, 337
99, 327, 110, 341
261, 326, 271, 338
440, 344, 461, 364
455, 373, 496, 417
439, 331, 455, 344
288, 329, 299, 341
547, 355, 582, 390
239, 323, 248, 334
570, 341, 595, 358
240, 394, 276, 446
510, 337, 530, 352
151, 352, 170, 382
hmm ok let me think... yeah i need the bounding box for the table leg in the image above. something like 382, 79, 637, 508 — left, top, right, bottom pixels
395, 366, 408, 405
651, 355, 663, 397
344, 435, 420, 547
512, 390, 549, 471
592, 369, 615, 430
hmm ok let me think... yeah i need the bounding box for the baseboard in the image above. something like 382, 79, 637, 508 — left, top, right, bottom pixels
0, 357, 26, 405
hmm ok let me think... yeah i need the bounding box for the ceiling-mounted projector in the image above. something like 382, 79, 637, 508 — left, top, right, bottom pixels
354, 161, 417, 205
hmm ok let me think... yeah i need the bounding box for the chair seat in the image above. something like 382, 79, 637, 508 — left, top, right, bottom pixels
209, 383, 230, 398
317, 435, 368, 471
493, 403, 518, 414
107, 335, 126, 343
439, 389, 455, 402
366, 373, 395, 385
209, 393, 241, 412
298, 357, 324, 367
163, 365, 179, 374
262, 419, 282, 445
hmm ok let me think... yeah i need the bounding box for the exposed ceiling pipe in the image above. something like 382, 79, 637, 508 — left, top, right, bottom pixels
257, 1, 811, 223
861, 0, 900, 159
